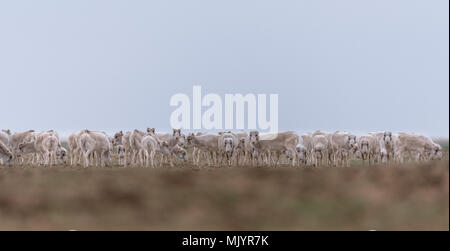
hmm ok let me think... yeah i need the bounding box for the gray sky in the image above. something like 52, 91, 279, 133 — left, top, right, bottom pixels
0, 0, 448, 137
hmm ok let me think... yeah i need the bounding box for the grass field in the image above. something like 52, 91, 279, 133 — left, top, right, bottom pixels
0, 157, 448, 230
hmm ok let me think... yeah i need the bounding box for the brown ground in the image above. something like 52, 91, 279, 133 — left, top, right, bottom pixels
0, 160, 448, 230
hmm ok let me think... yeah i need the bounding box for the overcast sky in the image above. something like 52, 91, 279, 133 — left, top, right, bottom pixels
0, 0, 448, 137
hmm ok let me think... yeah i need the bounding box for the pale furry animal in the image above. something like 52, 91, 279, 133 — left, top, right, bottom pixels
250, 131, 299, 167
0, 141, 13, 166
9, 130, 35, 164
186, 133, 220, 166
18, 131, 60, 166
311, 135, 329, 167
368, 131, 395, 163
329, 131, 358, 167
356, 135, 380, 165
296, 145, 308, 165
112, 131, 131, 166
79, 130, 112, 167
394, 133, 441, 162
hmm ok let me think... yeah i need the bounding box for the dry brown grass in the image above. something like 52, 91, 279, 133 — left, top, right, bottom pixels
0, 159, 448, 230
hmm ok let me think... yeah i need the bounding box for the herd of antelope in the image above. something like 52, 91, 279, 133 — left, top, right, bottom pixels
0, 128, 444, 168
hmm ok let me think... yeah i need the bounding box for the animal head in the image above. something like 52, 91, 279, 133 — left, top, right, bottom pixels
383, 131, 393, 144
176, 135, 187, 148
173, 129, 182, 137
172, 145, 187, 161
433, 145, 443, 160
296, 146, 307, 161
351, 142, 359, 154
147, 128, 155, 134
6, 154, 13, 165
117, 145, 126, 155
112, 131, 124, 145
237, 138, 246, 149
17, 142, 32, 156
0, 154, 13, 166
18, 142, 26, 153
158, 141, 171, 155
249, 131, 259, 145
56, 147, 68, 163
282, 149, 294, 161
360, 140, 369, 152
313, 146, 324, 158
347, 135, 357, 148
22, 132, 36, 143
186, 134, 196, 145
224, 137, 234, 153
